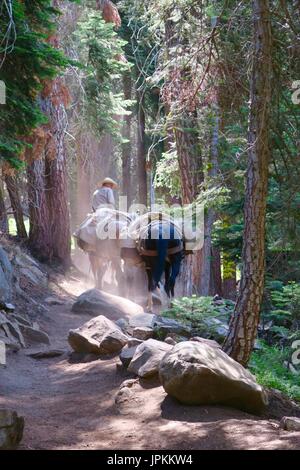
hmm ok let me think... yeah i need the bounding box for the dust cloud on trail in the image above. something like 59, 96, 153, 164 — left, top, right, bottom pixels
71, 246, 149, 306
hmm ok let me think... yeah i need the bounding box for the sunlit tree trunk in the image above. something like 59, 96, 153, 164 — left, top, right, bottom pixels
122, 72, 132, 207
76, 136, 91, 225
27, 158, 52, 260
222, 253, 237, 300
137, 90, 147, 206
44, 77, 71, 268
223, 0, 272, 366
4, 174, 27, 239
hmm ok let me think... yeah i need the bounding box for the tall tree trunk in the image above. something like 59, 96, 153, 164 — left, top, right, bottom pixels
199, 109, 219, 295
174, 115, 202, 296
122, 72, 132, 206
223, 273, 237, 300
27, 158, 52, 260
174, 113, 203, 201
44, 77, 71, 268
223, 0, 272, 366
210, 247, 223, 296
0, 178, 8, 234
5, 175, 27, 239
76, 137, 91, 226
199, 209, 214, 295
137, 90, 147, 206
164, 15, 205, 296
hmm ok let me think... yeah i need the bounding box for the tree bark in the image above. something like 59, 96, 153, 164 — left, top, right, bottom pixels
0, 178, 8, 234
5, 175, 27, 239
137, 90, 147, 206
199, 109, 219, 295
122, 72, 132, 206
44, 77, 71, 268
210, 247, 223, 296
175, 117, 204, 296
223, 0, 272, 366
76, 136, 91, 226
27, 158, 52, 260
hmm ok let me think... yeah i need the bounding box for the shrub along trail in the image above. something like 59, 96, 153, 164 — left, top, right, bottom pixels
0, 277, 300, 450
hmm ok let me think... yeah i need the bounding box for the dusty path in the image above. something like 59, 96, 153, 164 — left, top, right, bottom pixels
1, 276, 300, 450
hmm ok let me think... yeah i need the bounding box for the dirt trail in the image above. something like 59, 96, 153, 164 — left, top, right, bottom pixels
1, 276, 300, 450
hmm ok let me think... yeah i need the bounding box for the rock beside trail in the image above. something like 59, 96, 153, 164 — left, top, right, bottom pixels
44, 296, 65, 306
128, 313, 155, 329
0, 333, 20, 352
127, 338, 143, 348
26, 349, 65, 359
0, 409, 24, 450
0, 311, 26, 348
133, 326, 153, 341
280, 416, 300, 431
200, 317, 229, 342
0, 247, 13, 303
68, 315, 129, 355
19, 325, 50, 346
153, 316, 192, 339
128, 339, 173, 378
119, 345, 138, 368
72, 289, 144, 320
164, 337, 177, 345
189, 337, 221, 349
0, 308, 49, 350
159, 341, 268, 415
12, 249, 48, 288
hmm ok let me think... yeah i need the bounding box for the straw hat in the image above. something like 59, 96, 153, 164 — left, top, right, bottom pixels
100, 177, 118, 189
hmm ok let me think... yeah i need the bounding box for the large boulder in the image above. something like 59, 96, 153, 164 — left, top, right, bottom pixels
133, 326, 153, 340
0, 247, 13, 303
153, 316, 192, 340
72, 289, 144, 321
13, 250, 48, 287
280, 416, 300, 431
68, 315, 129, 355
0, 311, 26, 348
128, 339, 173, 378
0, 409, 24, 450
159, 341, 268, 415
19, 325, 50, 346
128, 313, 155, 329
119, 345, 138, 368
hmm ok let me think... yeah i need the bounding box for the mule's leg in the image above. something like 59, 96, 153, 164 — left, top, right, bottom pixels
164, 261, 171, 297
145, 266, 154, 312
96, 262, 106, 290
89, 253, 99, 287
169, 252, 183, 299
114, 258, 126, 296
147, 290, 153, 313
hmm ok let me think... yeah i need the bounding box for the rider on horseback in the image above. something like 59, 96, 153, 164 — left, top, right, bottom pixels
92, 177, 118, 211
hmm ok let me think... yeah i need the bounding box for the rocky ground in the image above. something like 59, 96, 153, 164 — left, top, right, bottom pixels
1, 255, 300, 449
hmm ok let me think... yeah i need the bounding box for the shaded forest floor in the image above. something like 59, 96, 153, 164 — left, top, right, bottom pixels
1, 274, 300, 450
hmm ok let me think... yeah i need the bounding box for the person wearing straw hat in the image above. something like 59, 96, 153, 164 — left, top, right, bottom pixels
92, 177, 118, 211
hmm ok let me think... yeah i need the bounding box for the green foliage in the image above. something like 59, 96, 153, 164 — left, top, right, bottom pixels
162, 295, 234, 341
75, 10, 131, 140
263, 281, 300, 332
0, 0, 76, 166
250, 343, 300, 401
154, 149, 181, 198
